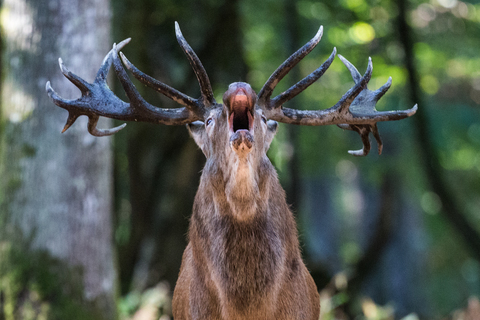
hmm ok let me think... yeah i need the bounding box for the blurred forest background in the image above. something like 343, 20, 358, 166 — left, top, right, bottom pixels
1, 0, 480, 319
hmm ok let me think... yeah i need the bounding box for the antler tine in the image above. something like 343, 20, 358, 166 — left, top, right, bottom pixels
48, 40, 133, 136
61, 112, 79, 133
338, 54, 362, 84
347, 124, 372, 156
47, 76, 127, 136
110, 42, 158, 110
265, 54, 417, 156
372, 124, 383, 155
58, 58, 90, 94
46, 38, 203, 137
175, 21, 215, 106
46, 81, 84, 132
373, 77, 392, 102
338, 123, 382, 156
258, 25, 324, 106
270, 47, 336, 109
110, 42, 201, 124
335, 57, 373, 114
266, 56, 372, 123
87, 115, 127, 137
339, 55, 395, 105
95, 38, 131, 83
119, 52, 201, 113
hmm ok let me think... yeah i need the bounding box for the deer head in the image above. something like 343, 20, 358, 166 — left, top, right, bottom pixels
46, 22, 417, 158
188, 82, 277, 158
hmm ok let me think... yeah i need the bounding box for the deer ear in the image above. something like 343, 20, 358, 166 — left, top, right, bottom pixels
264, 120, 278, 151
187, 121, 207, 154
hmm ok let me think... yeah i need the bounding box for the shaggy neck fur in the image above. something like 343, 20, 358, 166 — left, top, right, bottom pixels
194, 157, 287, 316
223, 152, 261, 221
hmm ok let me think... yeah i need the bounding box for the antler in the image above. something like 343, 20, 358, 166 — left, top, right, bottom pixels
258, 26, 337, 109
46, 23, 212, 136
120, 22, 215, 110
258, 26, 417, 156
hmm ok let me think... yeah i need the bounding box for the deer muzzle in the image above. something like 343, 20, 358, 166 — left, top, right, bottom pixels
223, 82, 257, 155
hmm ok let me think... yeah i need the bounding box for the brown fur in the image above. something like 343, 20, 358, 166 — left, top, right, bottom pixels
173, 83, 320, 319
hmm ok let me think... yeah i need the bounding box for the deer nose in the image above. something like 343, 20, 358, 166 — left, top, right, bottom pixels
230, 129, 254, 156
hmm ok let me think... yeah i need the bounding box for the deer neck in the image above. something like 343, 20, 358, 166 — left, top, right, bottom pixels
196, 156, 286, 312
206, 153, 270, 221
224, 152, 262, 221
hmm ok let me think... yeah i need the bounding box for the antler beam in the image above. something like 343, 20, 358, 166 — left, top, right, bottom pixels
46, 23, 213, 136
258, 26, 338, 109
258, 27, 417, 156
119, 22, 216, 112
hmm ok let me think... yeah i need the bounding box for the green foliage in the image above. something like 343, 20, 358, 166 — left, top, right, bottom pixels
118, 283, 171, 319
0, 240, 108, 320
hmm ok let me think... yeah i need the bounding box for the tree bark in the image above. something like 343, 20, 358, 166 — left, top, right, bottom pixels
0, 0, 117, 319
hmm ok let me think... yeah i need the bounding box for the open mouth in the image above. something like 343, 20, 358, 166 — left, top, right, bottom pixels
228, 91, 254, 133
223, 82, 257, 155
224, 83, 256, 134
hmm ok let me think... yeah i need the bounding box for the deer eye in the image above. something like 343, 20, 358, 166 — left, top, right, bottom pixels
261, 115, 267, 124
206, 117, 213, 126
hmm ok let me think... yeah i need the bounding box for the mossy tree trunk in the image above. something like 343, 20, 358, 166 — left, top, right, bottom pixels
0, 0, 117, 319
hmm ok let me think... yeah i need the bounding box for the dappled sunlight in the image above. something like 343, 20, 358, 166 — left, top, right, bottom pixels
421, 191, 442, 215
361, 298, 395, 320
451, 297, 480, 320
1, 0, 41, 54
297, 1, 331, 21
341, 0, 369, 14
410, 1, 480, 104
420, 75, 439, 95
1, 0, 40, 124
439, 139, 480, 172
349, 22, 376, 44
2, 82, 35, 123
118, 282, 171, 320
336, 160, 358, 184
318, 278, 422, 320
438, 0, 459, 10
327, 27, 351, 47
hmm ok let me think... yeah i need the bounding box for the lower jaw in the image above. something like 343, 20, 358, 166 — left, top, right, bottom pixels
231, 145, 251, 158
229, 131, 254, 157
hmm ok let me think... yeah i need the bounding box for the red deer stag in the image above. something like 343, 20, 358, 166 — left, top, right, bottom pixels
46, 22, 416, 320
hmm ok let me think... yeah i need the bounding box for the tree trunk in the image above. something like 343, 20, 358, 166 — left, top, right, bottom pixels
0, 0, 117, 319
